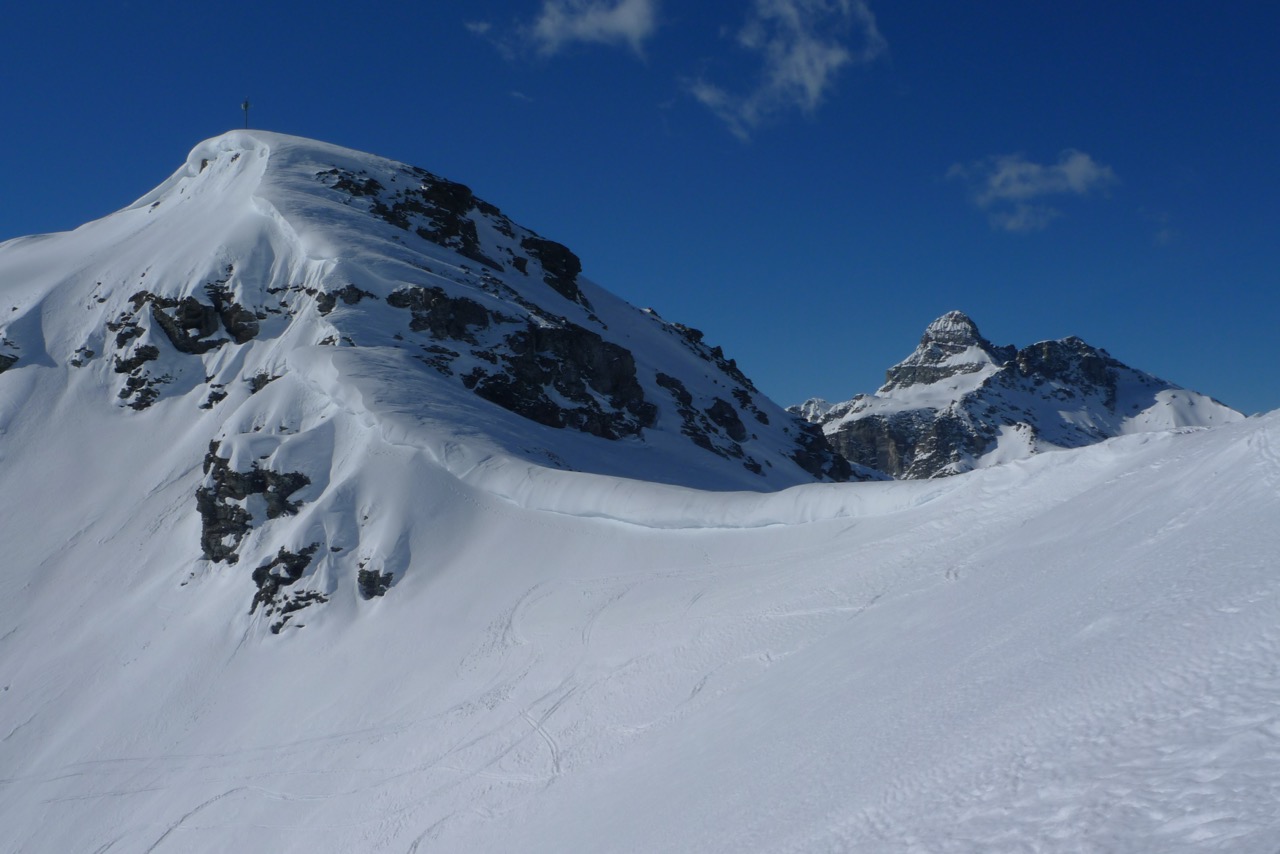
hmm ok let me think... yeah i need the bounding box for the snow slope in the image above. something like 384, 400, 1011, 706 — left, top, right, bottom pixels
2, 389, 1278, 852
1, 134, 1278, 853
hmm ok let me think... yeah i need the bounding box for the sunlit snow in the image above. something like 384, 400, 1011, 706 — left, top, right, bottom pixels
1, 132, 1277, 853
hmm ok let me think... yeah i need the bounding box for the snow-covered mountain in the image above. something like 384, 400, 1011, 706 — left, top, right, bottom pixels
3, 134, 1278, 853
793, 310, 1242, 478
0, 129, 868, 624
1, 131, 851, 490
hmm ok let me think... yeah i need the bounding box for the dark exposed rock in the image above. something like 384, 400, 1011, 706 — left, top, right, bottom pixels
706, 398, 748, 443
111, 334, 165, 410
655, 373, 754, 464
389, 285, 655, 439
118, 373, 165, 410
317, 167, 384, 198
113, 345, 159, 374
335, 284, 377, 305
789, 420, 854, 482
520, 236, 589, 308
357, 568, 394, 599
824, 410, 992, 480
205, 277, 260, 344
269, 590, 330, 634
199, 384, 228, 409
70, 347, 94, 368
417, 344, 460, 375
196, 441, 311, 564
248, 372, 281, 394
733, 387, 769, 425
126, 290, 235, 355
251, 543, 321, 615
823, 413, 912, 478
309, 284, 380, 316
1013, 338, 1118, 408
387, 286, 492, 344
0, 354, 18, 374
149, 300, 227, 354
656, 372, 693, 407
315, 291, 337, 315
472, 323, 657, 440
109, 320, 143, 348
319, 166, 505, 271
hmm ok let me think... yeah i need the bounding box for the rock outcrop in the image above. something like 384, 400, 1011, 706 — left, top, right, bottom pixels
795, 311, 1241, 479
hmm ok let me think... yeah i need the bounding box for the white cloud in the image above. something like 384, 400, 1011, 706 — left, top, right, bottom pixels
689, 0, 886, 140
464, 21, 493, 36
529, 0, 660, 57
990, 204, 1061, 234
949, 150, 1118, 233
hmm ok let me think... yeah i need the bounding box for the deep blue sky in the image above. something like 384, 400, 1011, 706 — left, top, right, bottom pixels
3, 1, 1277, 413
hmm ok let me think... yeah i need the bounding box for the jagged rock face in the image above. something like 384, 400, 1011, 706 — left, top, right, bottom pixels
789, 421, 855, 482
251, 544, 326, 633
797, 311, 1241, 479
196, 442, 311, 565
357, 567, 394, 600
881, 310, 1016, 391
301, 151, 841, 481
467, 323, 657, 440
520, 236, 589, 308
1014, 337, 1116, 403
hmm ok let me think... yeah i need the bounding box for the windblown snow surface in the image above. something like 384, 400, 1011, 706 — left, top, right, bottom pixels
2, 133, 1280, 852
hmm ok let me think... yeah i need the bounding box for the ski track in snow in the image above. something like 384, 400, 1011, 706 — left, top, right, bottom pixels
836, 617, 1280, 852
4, 421, 1280, 852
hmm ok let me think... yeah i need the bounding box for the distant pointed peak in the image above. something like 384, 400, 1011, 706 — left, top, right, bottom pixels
922, 310, 982, 346
878, 311, 1014, 393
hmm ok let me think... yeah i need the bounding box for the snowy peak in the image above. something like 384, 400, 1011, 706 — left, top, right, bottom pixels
793, 312, 1243, 478
880, 310, 1015, 392
0, 129, 864, 640
0, 130, 855, 497
922, 309, 985, 346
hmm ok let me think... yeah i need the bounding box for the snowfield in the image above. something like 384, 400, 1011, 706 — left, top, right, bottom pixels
1, 132, 1278, 852
3, 402, 1277, 852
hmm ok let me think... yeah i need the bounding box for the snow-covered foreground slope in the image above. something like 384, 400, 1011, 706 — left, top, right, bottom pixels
2, 392, 1278, 851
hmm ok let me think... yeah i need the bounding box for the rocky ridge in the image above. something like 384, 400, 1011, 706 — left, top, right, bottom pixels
793, 311, 1242, 479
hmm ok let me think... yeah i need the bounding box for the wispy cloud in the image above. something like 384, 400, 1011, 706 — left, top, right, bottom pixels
527, 0, 660, 57
688, 0, 887, 140
1142, 208, 1177, 246
948, 150, 1118, 232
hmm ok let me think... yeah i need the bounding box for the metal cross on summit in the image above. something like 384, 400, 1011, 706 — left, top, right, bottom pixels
241, 98, 251, 129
